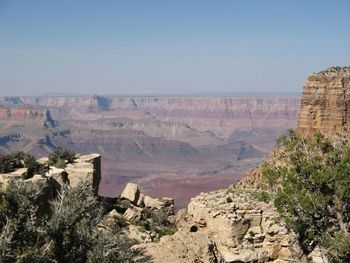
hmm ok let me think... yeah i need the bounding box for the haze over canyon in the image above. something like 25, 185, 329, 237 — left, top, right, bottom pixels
0, 95, 299, 207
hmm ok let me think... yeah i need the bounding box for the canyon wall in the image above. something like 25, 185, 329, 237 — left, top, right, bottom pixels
0, 94, 299, 207
1, 95, 300, 138
297, 67, 350, 138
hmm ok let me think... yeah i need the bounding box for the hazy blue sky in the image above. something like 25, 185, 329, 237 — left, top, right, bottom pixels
0, 0, 349, 96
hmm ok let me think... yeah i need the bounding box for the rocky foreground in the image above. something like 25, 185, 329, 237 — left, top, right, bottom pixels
0, 152, 328, 263
137, 188, 302, 262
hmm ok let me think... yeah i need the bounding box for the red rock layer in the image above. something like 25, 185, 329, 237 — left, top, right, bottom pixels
0, 104, 46, 122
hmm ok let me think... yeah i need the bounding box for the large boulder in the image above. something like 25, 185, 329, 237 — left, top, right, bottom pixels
121, 183, 140, 205
64, 153, 101, 194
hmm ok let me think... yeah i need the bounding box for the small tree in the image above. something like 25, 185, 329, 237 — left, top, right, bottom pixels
263, 131, 350, 262
48, 147, 76, 168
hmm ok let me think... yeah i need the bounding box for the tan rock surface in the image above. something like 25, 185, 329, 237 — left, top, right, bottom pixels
140, 187, 307, 263
64, 153, 101, 194
186, 188, 303, 262
121, 183, 140, 204
135, 225, 221, 263
297, 67, 350, 138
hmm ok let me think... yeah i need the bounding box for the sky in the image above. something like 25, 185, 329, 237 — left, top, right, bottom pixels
0, 0, 349, 96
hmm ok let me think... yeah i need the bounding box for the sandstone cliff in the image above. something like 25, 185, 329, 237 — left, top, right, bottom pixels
297, 67, 350, 138
241, 67, 350, 190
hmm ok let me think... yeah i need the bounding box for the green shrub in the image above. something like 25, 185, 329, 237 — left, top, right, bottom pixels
138, 207, 177, 241
257, 191, 270, 203
0, 180, 142, 262
262, 131, 350, 261
48, 147, 76, 167
226, 196, 233, 203
0, 151, 26, 173
157, 226, 177, 239
0, 151, 47, 178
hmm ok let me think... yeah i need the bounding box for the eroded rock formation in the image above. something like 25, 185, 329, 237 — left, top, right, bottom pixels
297, 67, 350, 138
138, 188, 306, 262
0, 153, 101, 194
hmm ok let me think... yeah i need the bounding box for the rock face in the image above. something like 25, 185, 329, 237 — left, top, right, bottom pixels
0, 104, 54, 128
135, 226, 221, 263
53, 153, 101, 194
140, 188, 304, 263
297, 67, 350, 138
8, 95, 299, 138
187, 189, 303, 262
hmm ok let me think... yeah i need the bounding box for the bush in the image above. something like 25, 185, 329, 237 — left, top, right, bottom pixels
157, 226, 176, 239
257, 191, 270, 203
48, 147, 76, 167
0, 180, 142, 262
0, 151, 25, 173
263, 131, 350, 261
138, 208, 177, 241
0, 151, 47, 178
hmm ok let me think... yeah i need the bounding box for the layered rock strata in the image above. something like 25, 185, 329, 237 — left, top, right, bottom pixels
139, 188, 305, 262
297, 67, 350, 138
1, 95, 299, 138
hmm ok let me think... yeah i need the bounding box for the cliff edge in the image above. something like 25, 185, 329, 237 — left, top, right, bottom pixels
297, 67, 350, 138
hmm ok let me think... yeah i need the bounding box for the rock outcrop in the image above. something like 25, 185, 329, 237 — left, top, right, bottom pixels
241, 67, 350, 191
297, 67, 350, 138
47, 153, 101, 194
139, 188, 305, 262
187, 188, 303, 262
120, 182, 175, 216
0, 153, 101, 194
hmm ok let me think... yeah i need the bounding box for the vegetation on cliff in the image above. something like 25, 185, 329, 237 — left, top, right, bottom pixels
48, 147, 76, 168
263, 131, 350, 262
0, 152, 47, 179
0, 180, 141, 262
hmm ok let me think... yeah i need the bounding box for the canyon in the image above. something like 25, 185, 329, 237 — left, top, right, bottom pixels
1, 67, 348, 262
134, 67, 350, 262
0, 95, 299, 207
